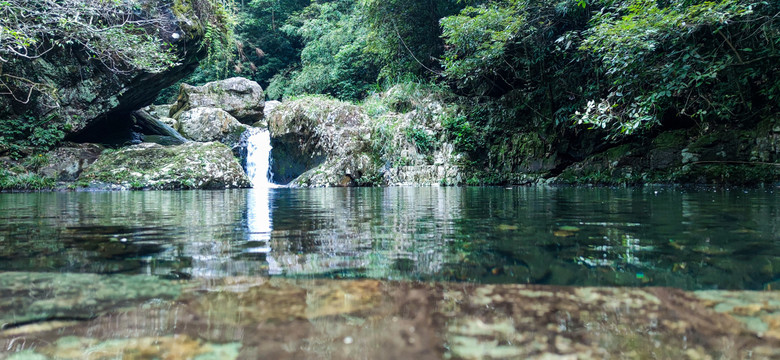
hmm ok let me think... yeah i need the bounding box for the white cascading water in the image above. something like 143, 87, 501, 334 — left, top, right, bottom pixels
245, 128, 276, 259
245, 128, 275, 188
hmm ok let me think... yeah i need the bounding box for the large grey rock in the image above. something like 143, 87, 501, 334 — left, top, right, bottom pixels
80, 142, 251, 190
38, 143, 104, 181
268, 97, 377, 187
142, 104, 179, 131
264, 100, 281, 119
177, 107, 248, 149
170, 77, 265, 124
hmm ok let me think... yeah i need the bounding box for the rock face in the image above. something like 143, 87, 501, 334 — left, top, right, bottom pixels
80, 142, 251, 190
368, 93, 463, 186
551, 116, 780, 185
177, 107, 248, 149
268, 97, 377, 186
170, 77, 265, 124
0, 0, 212, 138
267, 93, 463, 187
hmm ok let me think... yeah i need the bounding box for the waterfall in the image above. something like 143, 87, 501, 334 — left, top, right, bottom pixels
245, 128, 275, 188
245, 127, 275, 257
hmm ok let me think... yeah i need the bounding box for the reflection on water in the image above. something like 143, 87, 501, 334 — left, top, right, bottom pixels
0, 187, 778, 290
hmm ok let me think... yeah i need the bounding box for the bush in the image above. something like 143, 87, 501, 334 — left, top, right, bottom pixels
0, 112, 64, 159
0, 171, 55, 191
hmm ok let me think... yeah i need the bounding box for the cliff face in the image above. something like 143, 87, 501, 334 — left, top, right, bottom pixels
0, 0, 213, 138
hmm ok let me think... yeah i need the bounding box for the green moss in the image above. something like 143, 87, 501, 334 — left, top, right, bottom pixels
652, 129, 688, 149
677, 164, 779, 185
80, 142, 249, 190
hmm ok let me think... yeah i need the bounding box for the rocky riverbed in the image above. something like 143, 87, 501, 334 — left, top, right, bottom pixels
1, 272, 779, 359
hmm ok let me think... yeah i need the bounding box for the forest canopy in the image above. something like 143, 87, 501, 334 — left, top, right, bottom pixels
181, 0, 777, 139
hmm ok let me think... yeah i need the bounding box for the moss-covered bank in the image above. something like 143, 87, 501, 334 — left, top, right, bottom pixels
265, 84, 779, 187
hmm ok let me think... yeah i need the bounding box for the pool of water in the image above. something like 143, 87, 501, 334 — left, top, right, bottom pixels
1, 186, 778, 290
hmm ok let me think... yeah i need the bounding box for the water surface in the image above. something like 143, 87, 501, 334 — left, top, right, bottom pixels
1, 186, 777, 290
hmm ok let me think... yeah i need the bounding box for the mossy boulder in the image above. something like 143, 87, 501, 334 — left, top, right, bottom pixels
177, 107, 248, 149
38, 143, 105, 181
268, 97, 377, 187
80, 142, 250, 190
170, 77, 265, 124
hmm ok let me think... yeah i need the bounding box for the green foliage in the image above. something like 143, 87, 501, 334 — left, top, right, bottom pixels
0, 170, 55, 191
0, 112, 64, 158
441, 0, 591, 96
266, 0, 380, 100
405, 126, 435, 154
441, 114, 478, 153
157, 0, 240, 99
237, 0, 310, 85
359, 0, 463, 78
578, 0, 780, 135
22, 153, 49, 171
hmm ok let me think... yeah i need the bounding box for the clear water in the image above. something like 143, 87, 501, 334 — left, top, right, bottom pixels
1, 186, 778, 290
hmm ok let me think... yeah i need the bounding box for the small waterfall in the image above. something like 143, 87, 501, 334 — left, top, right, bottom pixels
245, 127, 275, 259
245, 128, 275, 188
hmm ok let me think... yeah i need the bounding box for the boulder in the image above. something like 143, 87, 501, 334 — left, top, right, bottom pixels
177, 107, 248, 149
142, 105, 179, 131
143, 104, 173, 120
268, 97, 377, 187
38, 143, 105, 181
79, 142, 251, 190
170, 77, 265, 124
264, 100, 282, 119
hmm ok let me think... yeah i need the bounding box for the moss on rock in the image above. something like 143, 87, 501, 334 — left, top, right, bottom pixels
80, 142, 250, 190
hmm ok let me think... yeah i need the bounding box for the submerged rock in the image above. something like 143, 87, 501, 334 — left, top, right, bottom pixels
79, 142, 250, 190
2, 276, 779, 359
170, 77, 265, 124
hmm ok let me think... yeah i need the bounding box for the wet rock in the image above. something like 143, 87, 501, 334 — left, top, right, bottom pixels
170, 77, 265, 124
177, 107, 248, 148
142, 104, 173, 120
29, 336, 241, 360
79, 142, 251, 190
3, 277, 778, 360
268, 95, 463, 187
264, 100, 281, 119
38, 143, 104, 181
0, 272, 183, 328
268, 97, 377, 186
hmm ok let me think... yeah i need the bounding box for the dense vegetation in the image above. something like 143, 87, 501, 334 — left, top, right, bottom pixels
172, 0, 777, 181
2, 0, 778, 188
